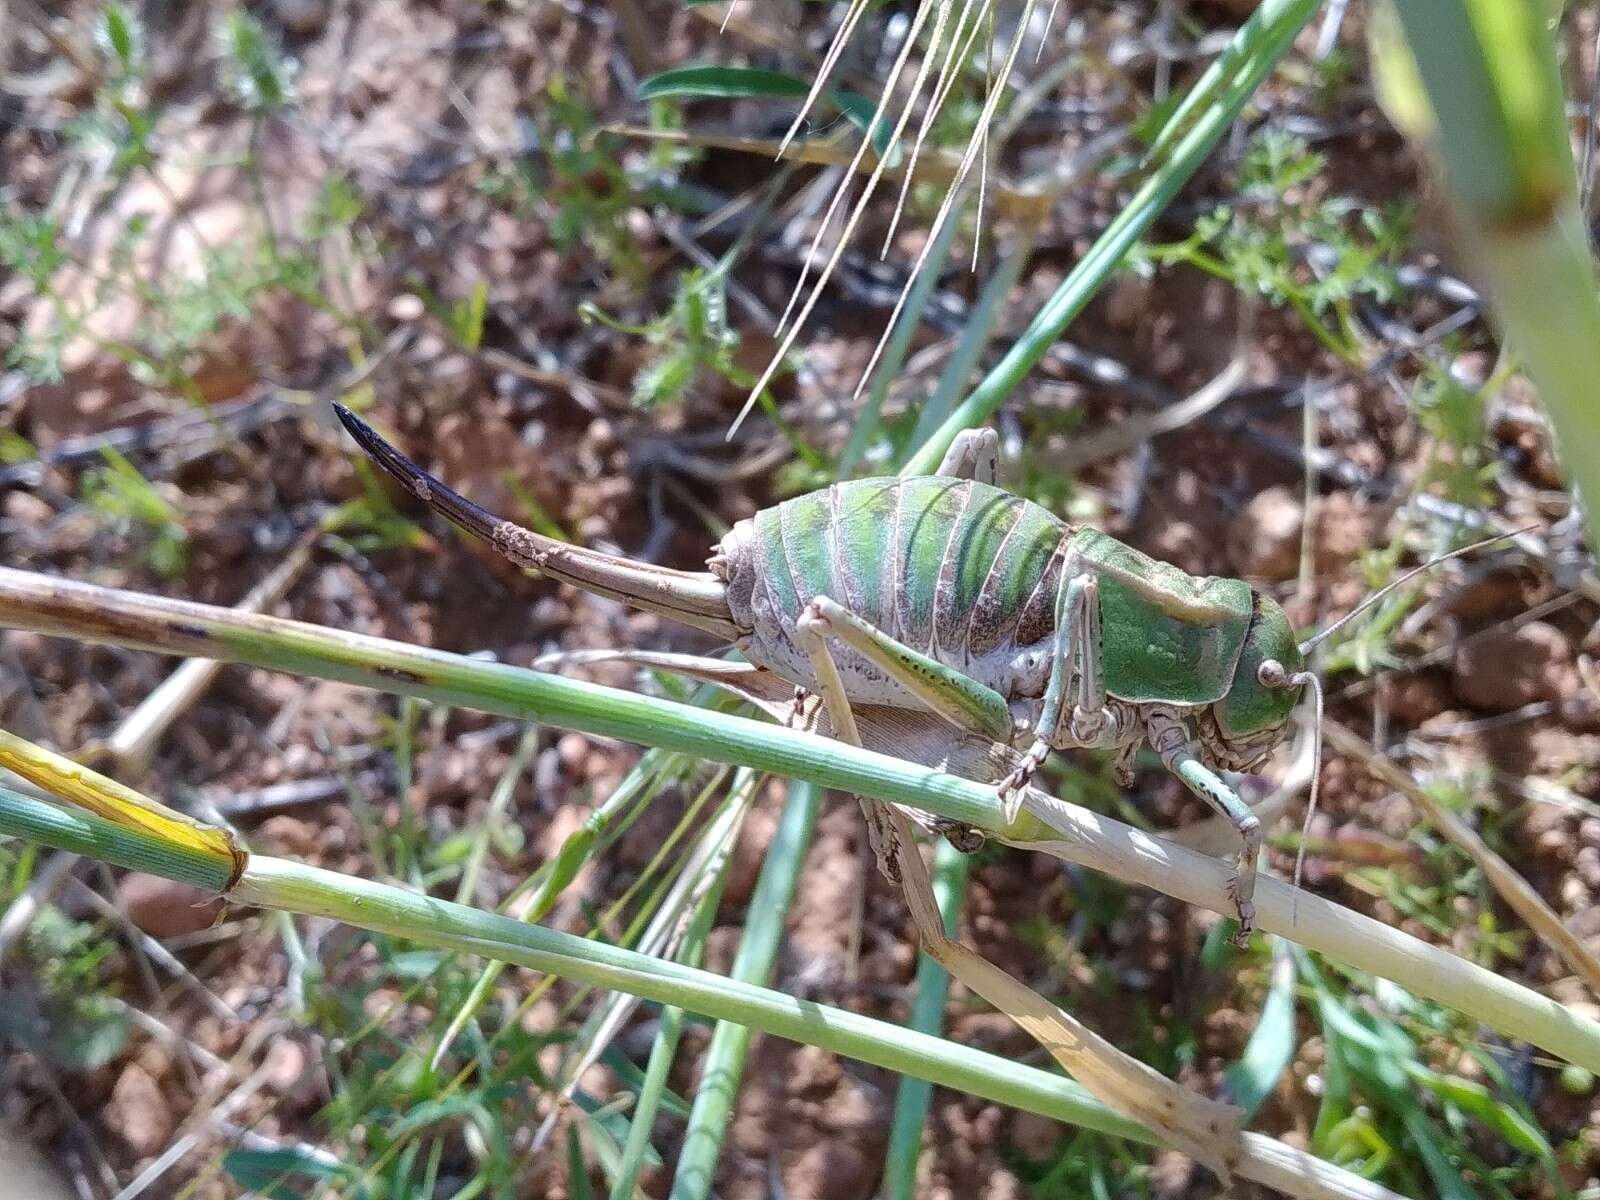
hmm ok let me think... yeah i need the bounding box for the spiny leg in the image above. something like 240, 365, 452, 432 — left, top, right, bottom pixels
999, 572, 1127, 822
873, 786, 1245, 1176
1147, 706, 1261, 945
934, 427, 1000, 484
799, 596, 1013, 743
796, 593, 1021, 875
797, 608, 1243, 1169
794, 598, 1010, 856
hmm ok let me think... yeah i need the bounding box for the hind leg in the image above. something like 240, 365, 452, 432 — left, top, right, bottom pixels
798, 596, 1014, 743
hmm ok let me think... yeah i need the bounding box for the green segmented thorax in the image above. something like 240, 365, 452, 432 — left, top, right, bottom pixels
1070, 527, 1253, 704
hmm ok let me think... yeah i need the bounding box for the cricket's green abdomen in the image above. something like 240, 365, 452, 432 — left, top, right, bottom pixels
753, 478, 1071, 668
891, 476, 970, 642
1070, 527, 1253, 705
827, 478, 901, 630
942, 485, 1028, 649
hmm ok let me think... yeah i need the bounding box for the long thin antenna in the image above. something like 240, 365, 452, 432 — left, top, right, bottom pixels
1295, 526, 1532, 656
1288, 670, 1323, 927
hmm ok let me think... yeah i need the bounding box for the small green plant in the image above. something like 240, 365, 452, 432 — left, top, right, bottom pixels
1412, 366, 1498, 509
67, 5, 156, 179
81, 446, 189, 577
1301, 950, 1560, 1198
1135, 129, 1411, 363
582, 268, 746, 409
478, 77, 657, 281
216, 10, 297, 114
0, 905, 129, 1072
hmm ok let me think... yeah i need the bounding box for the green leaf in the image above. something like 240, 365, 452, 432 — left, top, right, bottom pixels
639, 66, 811, 102
639, 69, 900, 163
0, 985, 131, 1072
1223, 944, 1297, 1119
833, 90, 902, 165
568, 1123, 596, 1200
1407, 1066, 1554, 1159
96, 4, 144, 75
448, 281, 488, 350
223, 1146, 352, 1199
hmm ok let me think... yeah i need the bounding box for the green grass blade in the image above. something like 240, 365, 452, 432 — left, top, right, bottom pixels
542, 772, 755, 1153
639, 66, 813, 101
0, 786, 1414, 1198
901, 0, 1319, 476
611, 1004, 686, 1200
0, 785, 235, 891
904, 231, 1037, 459
840, 185, 968, 475
610, 805, 733, 1200
881, 838, 972, 1200
432, 746, 692, 1070
668, 780, 821, 1200
0, 784, 1124, 1129
1222, 938, 1297, 1121
1379, 0, 1600, 552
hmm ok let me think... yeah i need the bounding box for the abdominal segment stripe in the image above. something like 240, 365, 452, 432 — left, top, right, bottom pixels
762, 479, 1073, 686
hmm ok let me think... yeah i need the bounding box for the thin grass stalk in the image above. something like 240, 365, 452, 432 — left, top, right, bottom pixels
610, 1000, 685, 1200
1, 571, 1598, 1072
0, 787, 1407, 1200
99, 532, 315, 770
905, 229, 1037, 455
668, 781, 822, 1200
0, 785, 235, 892
432, 746, 690, 1069
902, 0, 1319, 475
535, 771, 756, 1153
1323, 720, 1600, 998
453, 726, 540, 906
880, 837, 971, 1200
610, 816, 732, 1200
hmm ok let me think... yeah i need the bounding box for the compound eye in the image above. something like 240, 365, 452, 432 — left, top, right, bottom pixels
1257, 659, 1287, 688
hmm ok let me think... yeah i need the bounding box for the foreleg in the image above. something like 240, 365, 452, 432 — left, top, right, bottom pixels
1147, 707, 1261, 945
999, 572, 1128, 822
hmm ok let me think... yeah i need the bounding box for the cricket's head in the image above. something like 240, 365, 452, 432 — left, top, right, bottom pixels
1201, 528, 1525, 775
1203, 592, 1311, 772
